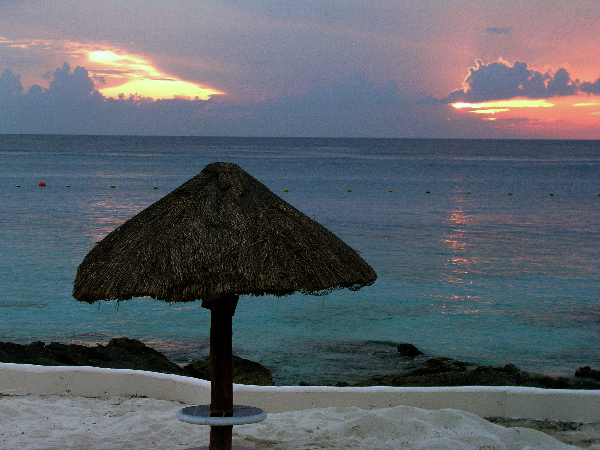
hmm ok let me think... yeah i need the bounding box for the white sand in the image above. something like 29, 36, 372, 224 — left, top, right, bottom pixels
1, 395, 595, 450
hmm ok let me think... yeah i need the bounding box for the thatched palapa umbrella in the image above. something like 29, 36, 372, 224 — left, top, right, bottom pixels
73, 162, 377, 450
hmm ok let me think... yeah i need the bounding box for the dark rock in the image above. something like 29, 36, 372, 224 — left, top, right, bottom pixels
575, 366, 600, 381
0, 338, 183, 375
353, 358, 590, 389
107, 337, 149, 350
409, 357, 470, 375
182, 355, 274, 386
26, 341, 45, 350
3, 338, 598, 390
103, 337, 184, 374
0, 338, 275, 385
397, 343, 424, 357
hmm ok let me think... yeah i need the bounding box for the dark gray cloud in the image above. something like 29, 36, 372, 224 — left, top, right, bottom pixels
0, 64, 418, 136
1, 63, 103, 134
546, 67, 578, 97
46, 62, 96, 98
485, 26, 512, 35
0, 68, 24, 98
580, 77, 600, 95
0, 0, 35, 7
2, 63, 486, 138
445, 60, 583, 103
2, 61, 596, 139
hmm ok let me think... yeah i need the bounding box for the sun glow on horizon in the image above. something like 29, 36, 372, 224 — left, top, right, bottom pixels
451, 99, 555, 111
573, 102, 600, 107
450, 96, 600, 137
87, 49, 225, 100
471, 108, 509, 114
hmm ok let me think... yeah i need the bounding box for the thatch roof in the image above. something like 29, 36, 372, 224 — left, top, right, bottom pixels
73, 162, 377, 304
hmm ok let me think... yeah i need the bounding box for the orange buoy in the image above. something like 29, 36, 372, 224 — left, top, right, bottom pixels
39, 182, 46, 187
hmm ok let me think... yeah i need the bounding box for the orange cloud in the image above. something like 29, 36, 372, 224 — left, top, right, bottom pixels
471, 109, 509, 114
451, 99, 555, 111
451, 96, 600, 138
0, 38, 225, 100
444, 59, 600, 137
87, 49, 224, 100
573, 102, 600, 107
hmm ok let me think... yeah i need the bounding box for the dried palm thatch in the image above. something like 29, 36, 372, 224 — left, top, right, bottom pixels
73, 162, 376, 304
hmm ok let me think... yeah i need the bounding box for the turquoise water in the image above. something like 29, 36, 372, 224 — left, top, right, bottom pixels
0, 135, 599, 384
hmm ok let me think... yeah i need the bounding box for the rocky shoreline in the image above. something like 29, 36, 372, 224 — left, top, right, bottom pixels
1, 338, 599, 389
0, 337, 274, 386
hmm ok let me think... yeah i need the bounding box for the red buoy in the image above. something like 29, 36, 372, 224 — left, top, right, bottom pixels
39, 182, 46, 187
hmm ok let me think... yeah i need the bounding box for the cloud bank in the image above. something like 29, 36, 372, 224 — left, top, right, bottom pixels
445, 59, 599, 103
485, 26, 512, 35
0, 63, 415, 137
580, 78, 600, 95
1, 60, 599, 138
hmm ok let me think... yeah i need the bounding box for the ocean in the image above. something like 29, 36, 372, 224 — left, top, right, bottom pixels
0, 135, 598, 385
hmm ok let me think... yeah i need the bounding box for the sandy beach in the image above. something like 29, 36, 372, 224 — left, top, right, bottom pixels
2, 394, 598, 449
1, 363, 599, 449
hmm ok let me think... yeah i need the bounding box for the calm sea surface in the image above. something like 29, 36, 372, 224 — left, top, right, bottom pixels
0, 135, 598, 385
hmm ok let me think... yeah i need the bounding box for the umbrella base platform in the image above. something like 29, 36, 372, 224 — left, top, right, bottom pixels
184, 448, 258, 450
177, 404, 267, 426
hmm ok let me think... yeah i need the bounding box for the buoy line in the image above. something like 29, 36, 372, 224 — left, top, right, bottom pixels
7, 185, 600, 197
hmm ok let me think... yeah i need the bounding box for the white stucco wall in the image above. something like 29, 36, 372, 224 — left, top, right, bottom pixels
1, 363, 598, 422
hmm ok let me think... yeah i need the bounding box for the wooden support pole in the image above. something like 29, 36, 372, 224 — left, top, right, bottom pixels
209, 294, 237, 450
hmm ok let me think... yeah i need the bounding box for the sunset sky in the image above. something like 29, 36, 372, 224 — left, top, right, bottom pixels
1, 0, 600, 139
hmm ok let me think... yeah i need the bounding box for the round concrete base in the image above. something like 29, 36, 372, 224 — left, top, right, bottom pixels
185, 447, 258, 450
